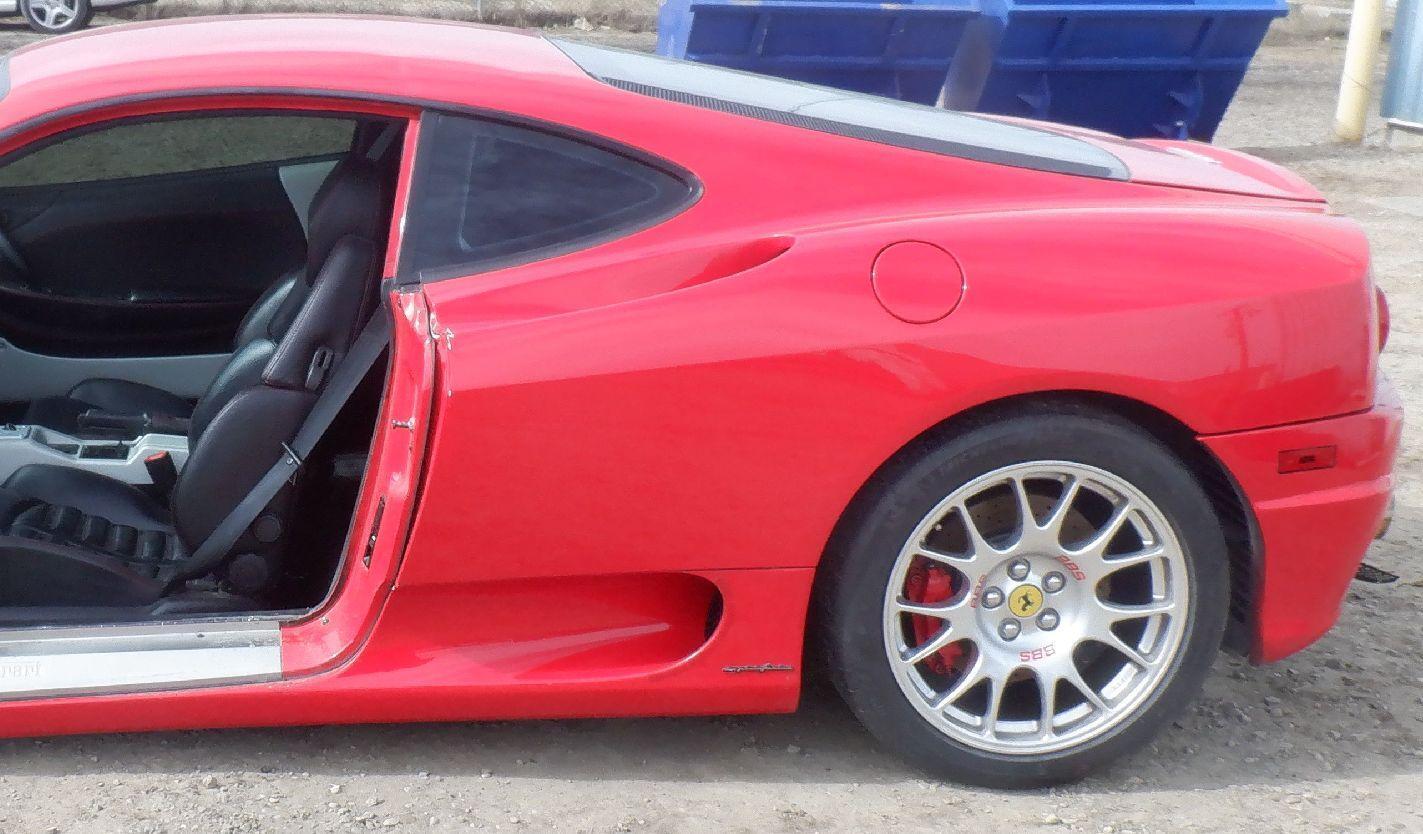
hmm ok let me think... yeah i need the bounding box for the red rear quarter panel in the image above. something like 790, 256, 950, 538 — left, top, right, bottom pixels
408, 204, 1374, 584
399, 182, 1379, 702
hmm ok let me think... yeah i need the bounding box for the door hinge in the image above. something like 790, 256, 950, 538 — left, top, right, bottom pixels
363, 496, 387, 568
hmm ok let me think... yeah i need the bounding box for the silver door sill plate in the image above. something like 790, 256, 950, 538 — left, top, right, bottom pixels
0, 621, 281, 699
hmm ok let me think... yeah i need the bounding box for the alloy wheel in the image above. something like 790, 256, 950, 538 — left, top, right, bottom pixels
27, 0, 80, 30
882, 461, 1190, 756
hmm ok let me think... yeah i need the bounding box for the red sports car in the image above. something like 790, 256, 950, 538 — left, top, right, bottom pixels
0, 16, 1399, 787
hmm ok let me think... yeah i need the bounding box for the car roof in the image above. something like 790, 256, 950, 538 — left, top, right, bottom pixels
0, 15, 1127, 185
1, 16, 594, 122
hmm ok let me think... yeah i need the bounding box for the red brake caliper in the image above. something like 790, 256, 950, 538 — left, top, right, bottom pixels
904, 563, 966, 676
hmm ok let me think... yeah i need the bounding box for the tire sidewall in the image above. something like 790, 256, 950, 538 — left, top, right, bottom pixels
824, 411, 1230, 787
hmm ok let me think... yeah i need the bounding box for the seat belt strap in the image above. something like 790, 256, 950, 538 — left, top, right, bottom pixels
176, 312, 393, 584
365, 123, 401, 162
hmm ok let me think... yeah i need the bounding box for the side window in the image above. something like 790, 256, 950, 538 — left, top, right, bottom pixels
0, 115, 356, 188
401, 111, 696, 279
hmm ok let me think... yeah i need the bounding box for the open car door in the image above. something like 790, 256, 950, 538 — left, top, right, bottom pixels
280, 284, 439, 677
0, 284, 437, 706
0, 286, 434, 716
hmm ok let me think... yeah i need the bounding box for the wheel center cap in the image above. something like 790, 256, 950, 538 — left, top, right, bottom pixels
1008, 584, 1044, 617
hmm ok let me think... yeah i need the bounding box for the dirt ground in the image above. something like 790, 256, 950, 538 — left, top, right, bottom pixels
0, 15, 1421, 834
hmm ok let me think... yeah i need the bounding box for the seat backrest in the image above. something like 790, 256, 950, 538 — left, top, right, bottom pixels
231, 270, 298, 352
228, 123, 401, 354
168, 155, 389, 556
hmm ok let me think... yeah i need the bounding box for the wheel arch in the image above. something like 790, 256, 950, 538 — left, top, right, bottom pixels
812, 389, 1261, 657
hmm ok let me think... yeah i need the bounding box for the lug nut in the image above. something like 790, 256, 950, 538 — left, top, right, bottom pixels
1037, 609, 1060, 631
981, 587, 1005, 609
998, 619, 1021, 640
1007, 559, 1031, 581
1043, 572, 1066, 593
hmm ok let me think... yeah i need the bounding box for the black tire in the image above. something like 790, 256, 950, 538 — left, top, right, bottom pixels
21, 0, 94, 34
820, 404, 1229, 787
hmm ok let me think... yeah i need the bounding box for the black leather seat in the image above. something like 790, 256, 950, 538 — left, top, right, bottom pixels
23, 239, 301, 436
0, 155, 388, 607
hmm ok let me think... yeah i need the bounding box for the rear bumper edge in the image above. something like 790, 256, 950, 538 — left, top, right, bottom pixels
1201, 376, 1403, 664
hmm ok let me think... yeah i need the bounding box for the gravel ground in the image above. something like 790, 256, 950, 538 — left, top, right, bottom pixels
0, 16, 1421, 834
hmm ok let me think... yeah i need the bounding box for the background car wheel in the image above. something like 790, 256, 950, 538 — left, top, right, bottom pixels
21, 0, 93, 34
821, 405, 1229, 787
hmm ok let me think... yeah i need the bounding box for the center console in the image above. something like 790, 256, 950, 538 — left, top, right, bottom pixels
0, 424, 189, 486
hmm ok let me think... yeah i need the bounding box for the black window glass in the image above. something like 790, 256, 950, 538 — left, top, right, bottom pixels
402, 112, 696, 280
0, 115, 355, 187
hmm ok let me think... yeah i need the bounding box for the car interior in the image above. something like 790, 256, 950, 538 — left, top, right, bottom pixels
0, 111, 407, 625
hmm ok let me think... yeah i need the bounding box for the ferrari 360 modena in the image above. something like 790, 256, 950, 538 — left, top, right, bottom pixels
0, 16, 1400, 787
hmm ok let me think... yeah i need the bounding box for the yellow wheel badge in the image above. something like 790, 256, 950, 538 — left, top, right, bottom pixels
1009, 585, 1044, 617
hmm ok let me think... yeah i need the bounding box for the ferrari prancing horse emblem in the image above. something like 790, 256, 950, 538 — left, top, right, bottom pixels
1009, 585, 1044, 617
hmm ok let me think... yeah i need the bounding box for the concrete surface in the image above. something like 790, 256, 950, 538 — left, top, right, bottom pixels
0, 16, 1419, 834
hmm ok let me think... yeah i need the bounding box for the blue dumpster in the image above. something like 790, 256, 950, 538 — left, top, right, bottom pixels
943, 0, 1287, 140
1382, 0, 1423, 139
655, 0, 981, 105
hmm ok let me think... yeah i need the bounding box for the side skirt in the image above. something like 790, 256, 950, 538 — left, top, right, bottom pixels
0, 620, 281, 700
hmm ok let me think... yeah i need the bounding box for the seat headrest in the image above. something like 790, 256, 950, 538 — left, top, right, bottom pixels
305, 156, 387, 281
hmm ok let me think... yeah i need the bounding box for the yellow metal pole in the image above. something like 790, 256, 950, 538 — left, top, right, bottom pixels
1334, 0, 1386, 142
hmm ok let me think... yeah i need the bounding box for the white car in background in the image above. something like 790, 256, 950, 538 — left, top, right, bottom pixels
6, 0, 153, 34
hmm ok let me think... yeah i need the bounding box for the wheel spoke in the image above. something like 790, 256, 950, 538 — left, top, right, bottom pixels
1063, 665, 1108, 712
1098, 597, 1175, 622
980, 676, 1005, 738
956, 503, 1006, 560
1066, 500, 1135, 561
1102, 542, 1166, 571
1035, 671, 1056, 739
1080, 542, 1167, 583
902, 626, 960, 666
1041, 476, 1081, 537
915, 544, 974, 568
932, 653, 987, 709
893, 596, 966, 622
1017, 475, 1080, 550
1009, 475, 1035, 531
1097, 630, 1155, 669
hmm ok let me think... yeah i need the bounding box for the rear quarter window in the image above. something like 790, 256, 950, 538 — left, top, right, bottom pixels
400, 111, 698, 281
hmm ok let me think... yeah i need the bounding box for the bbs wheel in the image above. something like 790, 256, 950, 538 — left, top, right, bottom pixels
822, 406, 1229, 787
21, 0, 93, 34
